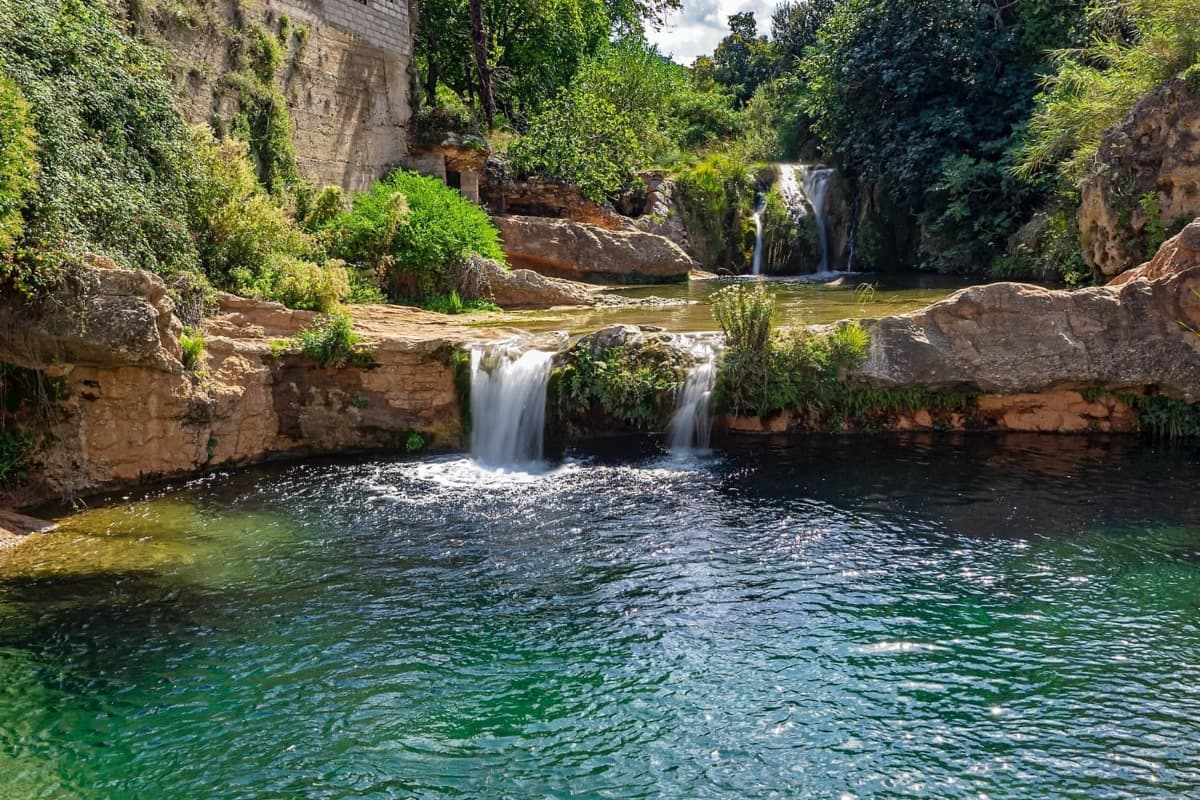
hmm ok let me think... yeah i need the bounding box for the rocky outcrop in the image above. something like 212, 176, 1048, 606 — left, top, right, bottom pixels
627, 171, 690, 251
0, 264, 506, 505
452, 255, 599, 308
856, 271, 1200, 400
1079, 77, 1200, 277
481, 166, 626, 230
493, 215, 695, 284
1109, 217, 1200, 286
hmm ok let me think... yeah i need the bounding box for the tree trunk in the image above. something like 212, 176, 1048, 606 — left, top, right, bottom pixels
469, 0, 495, 128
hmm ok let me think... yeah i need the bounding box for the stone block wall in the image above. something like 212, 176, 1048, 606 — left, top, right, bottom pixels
158, 0, 415, 192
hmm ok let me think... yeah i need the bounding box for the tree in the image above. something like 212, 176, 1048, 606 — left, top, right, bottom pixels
712, 12, 777, 106
771, 0, 838, 66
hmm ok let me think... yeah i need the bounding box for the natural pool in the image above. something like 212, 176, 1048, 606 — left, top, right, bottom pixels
477, 273, 976, 334
2, 435, 1200, 798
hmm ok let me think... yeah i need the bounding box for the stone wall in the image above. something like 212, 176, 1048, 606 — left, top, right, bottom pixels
157, 0, 414, 192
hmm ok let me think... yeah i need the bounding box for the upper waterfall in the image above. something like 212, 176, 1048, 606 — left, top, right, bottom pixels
777, 164, 836, 274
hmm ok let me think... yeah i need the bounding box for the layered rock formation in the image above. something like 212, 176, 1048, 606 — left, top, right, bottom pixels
0, 264, 506, 504
493, 215, 695, 284
1079, 76, 1200, 277
452, 255, 599, 308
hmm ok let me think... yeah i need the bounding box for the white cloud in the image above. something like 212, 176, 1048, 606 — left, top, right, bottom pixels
648, 0, 782, 64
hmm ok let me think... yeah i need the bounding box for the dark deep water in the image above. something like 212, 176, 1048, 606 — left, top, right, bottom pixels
2, 434, 1200, 798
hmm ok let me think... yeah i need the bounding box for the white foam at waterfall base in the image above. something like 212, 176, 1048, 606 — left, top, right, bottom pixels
667, 341, 718, 454
469, 342, 556, 470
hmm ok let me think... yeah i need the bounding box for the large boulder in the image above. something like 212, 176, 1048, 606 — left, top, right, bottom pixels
856, 270, 1200, 400
1079, 76, 1200, 277
493, 215, 696, 284
627, 171, 691, 251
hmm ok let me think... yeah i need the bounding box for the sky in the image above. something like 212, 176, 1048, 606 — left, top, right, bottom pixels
647, 0, 780, 64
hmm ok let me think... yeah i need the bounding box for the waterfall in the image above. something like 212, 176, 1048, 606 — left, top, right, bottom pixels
667, 340, 718, 453
750, 199, 766, 276
469, 341, 556, 469
777, 164, 836, 274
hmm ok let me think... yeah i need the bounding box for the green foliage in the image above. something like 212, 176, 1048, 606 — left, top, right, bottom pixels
323, 169, 505, 300
509, 92, 644, 202
180, 326, 205, 372
295, 310, 369, 368
0, 73, 36, 256
350, 395, 370, 409
225, 22, 301, 194
712, 12, 778, 106
1139, 191, 1168, 258
1120, 393, 1200, 438
405, 432, 425, 453
1017, 0, 1200, 184
0, 0, 197, 283
0, 426, 35, 486
675, 152, 756, 267
449, 347, 472, 433
405, 290, 499, 315
993, 202, 1091, 284
711, 284, 773, 352
556, 343, 684, 431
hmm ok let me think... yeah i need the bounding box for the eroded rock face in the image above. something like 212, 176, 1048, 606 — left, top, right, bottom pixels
1079, 77, 1200, 277
0, 263, 182, 373
628, 171, 690, 251
481, 167, 627, 230
1, 265, 504, 504
493, 215, 695, 284
1109, 218, 1200, 286
857, 270, 1200, 400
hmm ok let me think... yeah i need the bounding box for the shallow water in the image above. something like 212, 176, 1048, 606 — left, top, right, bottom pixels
3, 435, 1200, 798
477, 273, 975, 334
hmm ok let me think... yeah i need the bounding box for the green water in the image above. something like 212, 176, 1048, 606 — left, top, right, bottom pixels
477, 274, 975, 334
2, 435, 1200, 798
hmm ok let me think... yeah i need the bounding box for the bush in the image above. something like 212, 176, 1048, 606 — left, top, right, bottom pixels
270, 257, 349, 312
295, 310, 366, 368
712, 284, 774, 353
0, 73, 36, 256
323, 169, 506, 300
555, 343, 685, 431
509, 92, 644, 203
405, 290, 499, 315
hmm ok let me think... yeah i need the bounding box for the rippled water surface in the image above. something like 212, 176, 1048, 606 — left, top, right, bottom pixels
3, 435, 1200, 798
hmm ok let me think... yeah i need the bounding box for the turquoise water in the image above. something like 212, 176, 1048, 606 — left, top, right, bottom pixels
2, 435, 1200, 798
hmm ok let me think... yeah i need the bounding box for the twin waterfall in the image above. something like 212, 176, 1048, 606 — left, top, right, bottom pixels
751, 164, 837, 276
468, 338, 719, 468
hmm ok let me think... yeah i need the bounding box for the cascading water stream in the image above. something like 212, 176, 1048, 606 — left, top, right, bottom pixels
469, 340, 556, 469
777, 164, 836, 274
801, 166, 834, 273
667, 340, 719, 453
750, 199, 766, 276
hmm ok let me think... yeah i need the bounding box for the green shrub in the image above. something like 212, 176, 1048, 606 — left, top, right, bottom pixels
323, 169, 505, 300
0, 73, 36, 257
404, 290, 499, 315
712, 284, 774, 353
180, 327, 205, 372
269, 256, 349, 312
225, 23, 300, 194
405, 432, 425, 453
0, 426, 35, 486
509, 92, 644, 203
555, 343, 684, 431
295, 310, 367, 368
